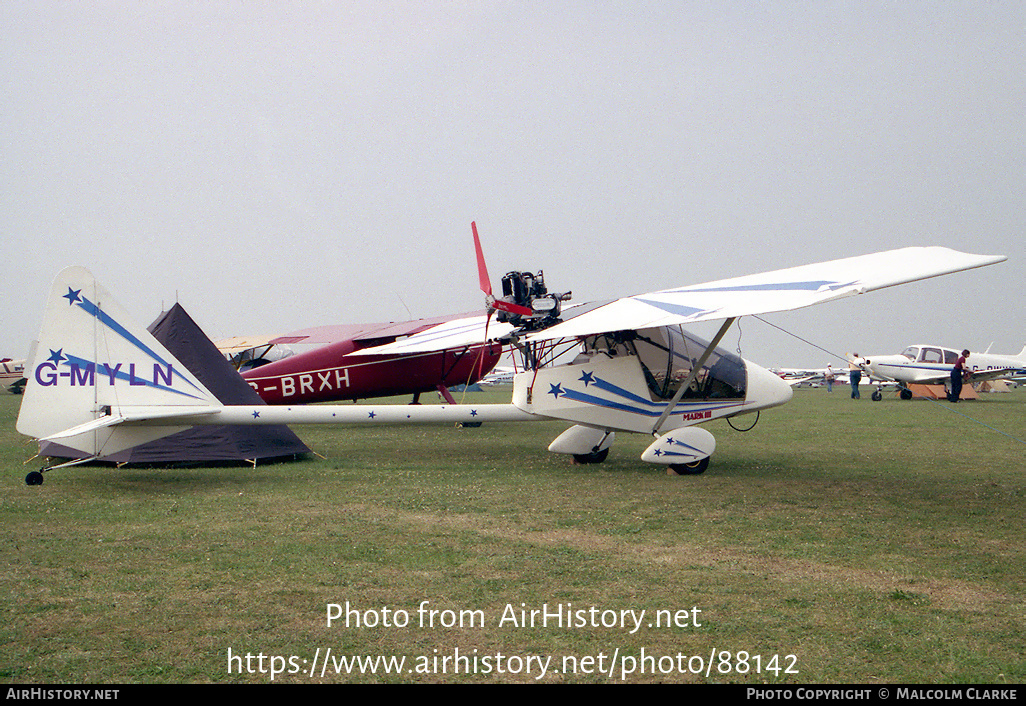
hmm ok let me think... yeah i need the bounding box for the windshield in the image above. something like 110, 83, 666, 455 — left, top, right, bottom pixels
629, 327, 747, 401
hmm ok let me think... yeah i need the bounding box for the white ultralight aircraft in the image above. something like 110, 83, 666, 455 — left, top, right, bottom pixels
16, 245, 1005, 485
862, 344, 1026, 400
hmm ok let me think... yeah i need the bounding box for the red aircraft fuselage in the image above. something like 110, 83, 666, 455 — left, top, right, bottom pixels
240, 338, 502, 405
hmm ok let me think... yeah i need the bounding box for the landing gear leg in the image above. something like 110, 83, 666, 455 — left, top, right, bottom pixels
24, 455, 100, 486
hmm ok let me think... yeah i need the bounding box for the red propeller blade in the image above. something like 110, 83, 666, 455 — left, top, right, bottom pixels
471, 221, 492, 297
472, 221, 534, 317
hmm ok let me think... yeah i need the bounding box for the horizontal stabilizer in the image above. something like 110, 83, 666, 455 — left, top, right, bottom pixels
39, 413, 128, 442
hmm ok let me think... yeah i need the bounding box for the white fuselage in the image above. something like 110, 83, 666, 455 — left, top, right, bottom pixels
513, 333, 792, 435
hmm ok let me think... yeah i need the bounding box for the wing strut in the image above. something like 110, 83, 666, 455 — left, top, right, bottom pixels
651, 317, 737, 435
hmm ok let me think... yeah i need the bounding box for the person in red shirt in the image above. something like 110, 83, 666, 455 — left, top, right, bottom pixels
948, 349, 971, 402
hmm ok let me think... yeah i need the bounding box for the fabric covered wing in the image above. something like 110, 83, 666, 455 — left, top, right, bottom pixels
525, 247, 1005, 342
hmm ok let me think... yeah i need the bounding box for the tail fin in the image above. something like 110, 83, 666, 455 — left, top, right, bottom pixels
17, 267, 221, 458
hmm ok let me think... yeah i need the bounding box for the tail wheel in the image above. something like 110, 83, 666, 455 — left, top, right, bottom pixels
669, 457, 710, 475
25, 471, 45, 486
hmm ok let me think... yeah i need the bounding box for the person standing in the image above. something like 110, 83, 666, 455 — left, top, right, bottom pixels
848, 354, 865, 399
948, 349, 971, 402
825, 364, 835, 392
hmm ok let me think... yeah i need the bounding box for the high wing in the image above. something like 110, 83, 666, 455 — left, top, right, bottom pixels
524, 247, 1004, 342
352, 247, 1005, 355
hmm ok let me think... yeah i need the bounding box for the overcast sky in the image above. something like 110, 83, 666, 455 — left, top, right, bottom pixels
3, 1, 1023, 369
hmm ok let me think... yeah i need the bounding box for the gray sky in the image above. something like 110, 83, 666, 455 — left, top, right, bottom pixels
3, 1, 1023, 369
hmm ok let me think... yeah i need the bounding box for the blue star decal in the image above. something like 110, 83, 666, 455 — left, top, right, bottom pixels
470, 409, 478, 417
548, 383, 564, 399
368, 411, 376, 419
63, 287, 82, 306
578, 371, 595, 387
47, 348, 66, 365
654, 448, 662, 456
252, 411, 260, 419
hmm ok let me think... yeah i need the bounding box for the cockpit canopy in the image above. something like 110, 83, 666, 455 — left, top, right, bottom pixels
586, 326, 747, 402
900, 346, 958, 364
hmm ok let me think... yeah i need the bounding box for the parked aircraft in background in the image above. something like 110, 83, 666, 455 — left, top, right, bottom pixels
771, 367, 843, 387
771, 366, 896, 391
15, 237, 1005, 484
216, 335, 294, 371
479, 366, 516, 386
220, 314, 507, 406
218, 222, 571, 406
861, 344, 1026, 399
1, 358, 25, 394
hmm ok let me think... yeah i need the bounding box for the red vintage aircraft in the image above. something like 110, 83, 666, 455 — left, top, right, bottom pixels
219, 223, 558, 406
225, 314, 505, 405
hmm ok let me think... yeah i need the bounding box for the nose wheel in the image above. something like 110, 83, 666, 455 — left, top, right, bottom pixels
668, 457, 710, 475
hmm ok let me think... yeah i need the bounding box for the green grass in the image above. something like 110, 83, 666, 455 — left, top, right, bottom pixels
1, 387, 1024, 683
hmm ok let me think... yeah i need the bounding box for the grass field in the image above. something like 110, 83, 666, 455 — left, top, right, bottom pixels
1, 386, 1024, 683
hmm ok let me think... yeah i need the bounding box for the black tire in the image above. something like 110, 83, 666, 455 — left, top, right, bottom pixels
900, 388, 913, 401
25, 471, 44, 486
871, 390, 882, 402
669, 457, 710, 475
573, 448, 610, 465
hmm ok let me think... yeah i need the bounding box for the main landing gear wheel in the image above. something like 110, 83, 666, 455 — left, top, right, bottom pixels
573, 448, 609, 465
25, 470, 45, 486
668, 457, 710, 475
871, 389, 882, 402
900, 387, 913, 401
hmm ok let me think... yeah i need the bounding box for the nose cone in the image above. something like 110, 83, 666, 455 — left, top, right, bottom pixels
745, 360, 793, 411
862, 355, 896, 377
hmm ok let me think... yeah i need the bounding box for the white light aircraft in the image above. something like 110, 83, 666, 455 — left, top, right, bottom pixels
862, 344, 1026, 399
16, 239, 1005, 485
770, 367, 843, 387
1, 358, 26, 394
478, 366, 516, 386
